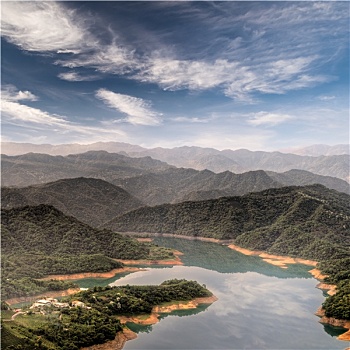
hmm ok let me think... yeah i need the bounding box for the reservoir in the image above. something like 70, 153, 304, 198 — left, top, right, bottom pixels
86, 237, 347, 349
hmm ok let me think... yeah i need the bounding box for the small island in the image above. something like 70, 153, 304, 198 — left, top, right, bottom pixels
1, 279, 216, 350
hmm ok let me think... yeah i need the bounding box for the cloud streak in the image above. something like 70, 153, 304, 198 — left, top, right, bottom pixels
1, 86, 125, 139
58, 72, 99, 82
1, 2, 93, 53
2, 2, 345, 103
95, 89, 162, 126
248, 112, 293, 126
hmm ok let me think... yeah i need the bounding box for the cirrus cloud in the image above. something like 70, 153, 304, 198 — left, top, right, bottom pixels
95, 89, 162, 126
248, 112, 293, 126
1, 2, 92, 53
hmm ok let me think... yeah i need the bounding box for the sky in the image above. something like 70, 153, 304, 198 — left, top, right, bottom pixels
1, 1, 349, 151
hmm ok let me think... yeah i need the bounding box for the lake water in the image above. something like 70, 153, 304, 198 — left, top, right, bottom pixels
82, 238, 348, 349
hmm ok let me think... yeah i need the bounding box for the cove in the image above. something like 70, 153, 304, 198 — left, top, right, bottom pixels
86, 238, 347, 349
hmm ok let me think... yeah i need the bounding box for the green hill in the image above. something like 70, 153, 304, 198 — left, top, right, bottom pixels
1, 177, 144, 227
104, 185, 350, 261
1, 204, 174, 299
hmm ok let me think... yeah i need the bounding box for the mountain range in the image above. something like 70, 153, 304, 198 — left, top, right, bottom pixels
1, 177, 144, 227
103, 185, 350, 261
2, 142, 349, 182
2, 155, 349, 219
112, 168, 349, 205
1, 151, 172, 187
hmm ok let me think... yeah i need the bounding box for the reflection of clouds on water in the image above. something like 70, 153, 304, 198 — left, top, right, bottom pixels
213, 271, 317, 321
110, 265, 220, 287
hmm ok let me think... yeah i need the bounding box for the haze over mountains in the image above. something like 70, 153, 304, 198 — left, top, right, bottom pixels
1, 178, 144, 227
1, 151, 172, 187
2, 151, 349, 213
281, 144, 350, 157
2, 142, 349, 182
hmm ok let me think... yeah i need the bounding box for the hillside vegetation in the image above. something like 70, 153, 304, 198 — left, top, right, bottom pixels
105, 185, 350, 261
1, 279, 212, 350
1, 204, 174, 299
1, 177, 144, 227
105, 184, 350, 321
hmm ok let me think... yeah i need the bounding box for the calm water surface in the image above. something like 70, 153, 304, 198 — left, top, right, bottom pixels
86, 238, 348, 349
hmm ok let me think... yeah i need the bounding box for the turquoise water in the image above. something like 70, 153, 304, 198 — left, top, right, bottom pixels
107, 237, 348, 350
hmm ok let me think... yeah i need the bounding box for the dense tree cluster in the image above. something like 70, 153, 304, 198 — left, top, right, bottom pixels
1, 205, 175, 300
1, 279, 212, 350
322, 280, 350, 320
72, 279, 212, 316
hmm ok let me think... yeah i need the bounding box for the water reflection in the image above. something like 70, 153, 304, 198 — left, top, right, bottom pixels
113, 237, 346, 350
153, 237, 312, 278
72, 237, 346, 349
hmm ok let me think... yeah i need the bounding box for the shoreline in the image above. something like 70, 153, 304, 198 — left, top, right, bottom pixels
39, 266, 142, 281
120, 231, 350, 342
5, 254, 184, 306
120, 231, 319, 268
115, 250, 184, 266
315, 308, 350, 341
227, 243, 318, 268
81, 295, 217, 350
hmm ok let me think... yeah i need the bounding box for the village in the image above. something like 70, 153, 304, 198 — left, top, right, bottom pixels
10, 297, 91, 320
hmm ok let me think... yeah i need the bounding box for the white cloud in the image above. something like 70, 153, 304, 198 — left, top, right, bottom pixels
134, 55, 329, 102
1, 2, 92, 53
2, 85, 38, 102
58, 72, 99, 82
318, 95, 336, 101
1, 100, 72, 128
1, 90, 125, 139
56, 43, 137, 75
95, 89, 161, 126
248, 112, 293, 126
135, 58, 241, 91
171, 116, 211, 124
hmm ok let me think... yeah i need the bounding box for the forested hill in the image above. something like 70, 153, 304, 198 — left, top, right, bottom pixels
1, 177, 144, 227
112, 168, 349, 206
1, 204, 175, 299
2, 204, 159, 260
104, 185, 350, 261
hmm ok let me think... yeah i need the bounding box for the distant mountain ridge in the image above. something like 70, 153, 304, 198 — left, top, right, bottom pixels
113, 168, 349, 205
104, 185, 350, 262
1, 151, 173, 187
2, 141, 348, 181
1, 177, 144, 227
2, 150, 348, 209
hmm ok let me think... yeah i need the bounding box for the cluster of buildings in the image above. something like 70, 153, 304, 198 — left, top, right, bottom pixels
30, 297, 88, 310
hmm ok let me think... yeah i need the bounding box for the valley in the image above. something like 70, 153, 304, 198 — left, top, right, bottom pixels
1, 143, 349, 350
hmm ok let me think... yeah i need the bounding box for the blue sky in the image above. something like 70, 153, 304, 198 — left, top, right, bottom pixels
1, 1, 349, 150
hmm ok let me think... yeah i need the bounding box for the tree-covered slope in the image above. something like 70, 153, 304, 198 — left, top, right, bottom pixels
113, 168, 282, 205
1, 204, 174, 299
1, 177, 144, 227
1, 204, 172, 259
105, 185, 350, 261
